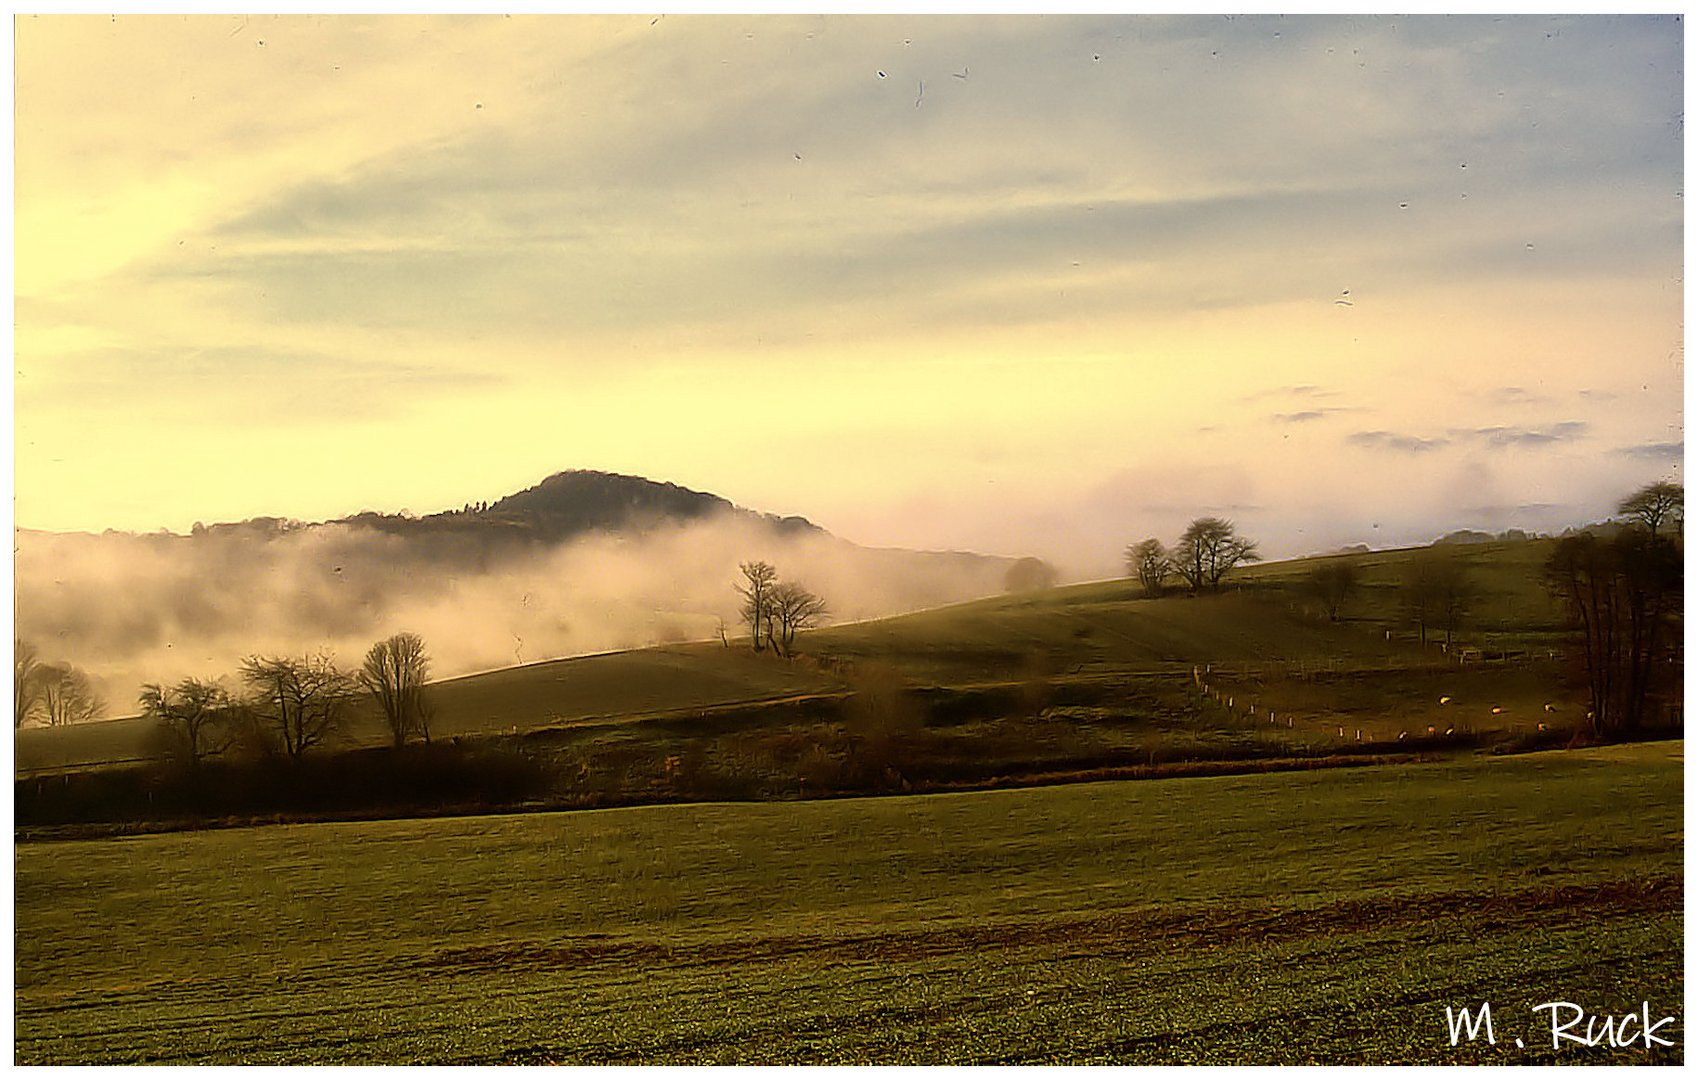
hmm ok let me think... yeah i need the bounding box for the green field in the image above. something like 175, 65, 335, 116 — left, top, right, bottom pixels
14, 741, 1682, 1064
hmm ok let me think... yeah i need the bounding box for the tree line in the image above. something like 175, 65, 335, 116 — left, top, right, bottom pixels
15, 631, 438, 771
13, 642, 104, 729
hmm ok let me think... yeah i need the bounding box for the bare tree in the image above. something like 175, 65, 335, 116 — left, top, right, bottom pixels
1125, 539, 1170, 596
1618, 481, 1683, 540
36, 662, 103, 726
736, 561, 779, 653
770, 582, 829, 657
1546, 525, 1682, 738
1003, 556, 1059, 594
240, 652, 357, 759
1402, 550, 1474, 648
15, 639, 43, 728
1305, 561, 1361, 622
360, 632, 433, 748
1172, 518, 1261, 592
139, 677, 239, 770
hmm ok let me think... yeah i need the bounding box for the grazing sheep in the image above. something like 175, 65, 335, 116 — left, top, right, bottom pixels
1439, 696, 1452, 705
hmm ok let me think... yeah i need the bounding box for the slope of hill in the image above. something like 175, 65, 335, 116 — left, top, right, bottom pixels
13, 470, 1017, 725
21, 535, 1646, 835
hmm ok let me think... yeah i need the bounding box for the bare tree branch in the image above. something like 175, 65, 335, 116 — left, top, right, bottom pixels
359, 632, 433, 748
240, 652, 357, 759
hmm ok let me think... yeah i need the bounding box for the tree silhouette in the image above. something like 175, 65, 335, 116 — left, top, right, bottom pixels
736, 561, 779, 652
36, 662, 102, 726
240, 652, 357, 759
1125, 539, 1170, 596
1305, 561, 1360, 622
1401, 550, 1474, 648
1617, 481, 1683, 540
1003, 556, 1059, 594
140, 677, 239, 770
360, 632, 433, 748
15, 639, 43, 728
770, 582, 828, 657
1546, 525, 1681, 738
1172, 518, 1260, 592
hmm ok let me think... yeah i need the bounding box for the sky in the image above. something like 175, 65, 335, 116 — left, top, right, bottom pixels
12, 13, 1686, 577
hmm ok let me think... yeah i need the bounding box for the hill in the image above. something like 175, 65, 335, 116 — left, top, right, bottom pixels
330, 469, 824, 549
24, 533, 1668, 834
13, 470, 1016, 726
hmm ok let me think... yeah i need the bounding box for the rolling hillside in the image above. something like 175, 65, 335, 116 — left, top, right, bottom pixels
19, 540, 1551, 767
19, 534, 1641, 833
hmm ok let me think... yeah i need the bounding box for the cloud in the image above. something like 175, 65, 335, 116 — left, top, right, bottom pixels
12, 14, 1686, 562
1461, 421, 1589, 448
16, 345, 501, 421
1615, 440, 1683, 462
13, 515, 1014, 717
1462, 501, 1564, 516
1348, 430, 1450, 453
120, 15, 1678, 350
1352, 421, 1588, 454
1270, 408, 1351, 424
1242, 384, 1340, 405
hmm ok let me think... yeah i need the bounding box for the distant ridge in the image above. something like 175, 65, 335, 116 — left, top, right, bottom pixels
482, 470, 821, 540
320, 469, 822, 547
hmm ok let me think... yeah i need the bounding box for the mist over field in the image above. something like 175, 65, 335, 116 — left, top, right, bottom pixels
14, 515, 1014, 718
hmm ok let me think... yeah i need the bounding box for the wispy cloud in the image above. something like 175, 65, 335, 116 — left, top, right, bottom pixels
1348, 430, 1450, 453
1241, 384, 1340, 405
1461, 421, 1589, 448
17, 345, 501, 421
1353, 421, 1589, 454
1270, 407, 1351, 425
1615, 440, 1684, 462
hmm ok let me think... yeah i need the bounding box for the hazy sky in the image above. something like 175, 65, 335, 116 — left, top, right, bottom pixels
13, 13, 1685, 575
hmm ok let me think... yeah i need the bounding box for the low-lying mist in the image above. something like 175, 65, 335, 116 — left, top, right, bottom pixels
14, 515, 1014, 719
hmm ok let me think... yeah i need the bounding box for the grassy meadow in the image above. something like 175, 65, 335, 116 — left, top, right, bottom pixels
14, 741, 1681, 1064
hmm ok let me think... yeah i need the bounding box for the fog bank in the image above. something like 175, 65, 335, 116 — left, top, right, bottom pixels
14, 516, 1014, 719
